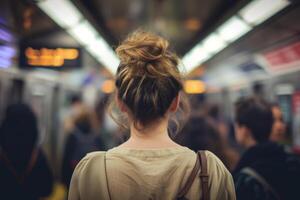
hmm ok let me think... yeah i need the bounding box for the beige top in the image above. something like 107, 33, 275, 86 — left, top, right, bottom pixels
69, 146, 236, 200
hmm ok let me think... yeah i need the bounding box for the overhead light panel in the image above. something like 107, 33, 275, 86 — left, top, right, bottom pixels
87, 38, 110, 58
182, 44, 211, 72
202, 33, 227, 54
68, 21, 98, 46
239, 0, 290, 25
38, 0, 83, 28
87, 39, 119, 73
101, 80, 115, 93
182, 0, 290, 74
97, 51, 119, 74
37, 0, 120, 73
217, 16, 252, 43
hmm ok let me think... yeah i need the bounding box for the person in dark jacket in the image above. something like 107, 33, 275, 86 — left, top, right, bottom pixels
0, 103, 53, 200
175, 113, 233, 169
233, 97, 300, 200
62, 106, 105, 188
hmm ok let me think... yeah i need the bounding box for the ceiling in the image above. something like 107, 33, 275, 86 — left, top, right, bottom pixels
73, 0, 243, 55
203, 3, 300, 88
3, 0, 299, 87
1, 0, 243, 55
0, 0, 246, 70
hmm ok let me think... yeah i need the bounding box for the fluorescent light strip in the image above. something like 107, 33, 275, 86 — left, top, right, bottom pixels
87, 38, 110, 58
202, 33, 227, 54
239, 0, 290, 25
217, 16, 252, 43
87, 38, 119, 72
38, 0, 119, 74
0, 59, 12, 68
68, 21, 98, 46
97, 52, 119, 73
182, 44, 211, 72
38, 0, 83, 28
182, 0, 290, 73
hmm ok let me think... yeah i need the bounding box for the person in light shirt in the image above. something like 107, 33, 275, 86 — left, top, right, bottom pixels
68, 31, 236, 200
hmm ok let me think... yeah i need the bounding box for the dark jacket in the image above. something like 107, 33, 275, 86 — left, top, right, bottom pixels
234, 142, 300, 200
0, 150, 53, 200
62, 129, 105, 188
0, 104, 53, 200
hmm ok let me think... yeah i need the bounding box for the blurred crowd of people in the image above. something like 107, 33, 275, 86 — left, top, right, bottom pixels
1, 92, 300, 199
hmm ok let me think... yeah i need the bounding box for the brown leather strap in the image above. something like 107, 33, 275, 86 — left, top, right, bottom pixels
177, 150, 209, 200
104, 153, 112, 200
199, 151, 209, 200
177, 152, 201, 198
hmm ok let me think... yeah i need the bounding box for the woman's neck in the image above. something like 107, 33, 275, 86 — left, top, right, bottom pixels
119, 118, 180, 149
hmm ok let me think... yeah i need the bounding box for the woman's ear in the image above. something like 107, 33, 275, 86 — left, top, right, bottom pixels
169, 94, 180, 113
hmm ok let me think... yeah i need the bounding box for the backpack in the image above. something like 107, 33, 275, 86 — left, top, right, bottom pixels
239, 152, 300, 200
284, 152, 300, 199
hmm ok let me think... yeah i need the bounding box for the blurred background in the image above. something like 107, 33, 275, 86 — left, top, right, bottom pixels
1, 0, 300, 199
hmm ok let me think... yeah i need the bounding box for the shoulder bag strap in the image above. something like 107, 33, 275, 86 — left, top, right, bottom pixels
104, 152, 112, 200
177, 150, 209, 200
241, 167, 281, 200
198, 151, 209, 200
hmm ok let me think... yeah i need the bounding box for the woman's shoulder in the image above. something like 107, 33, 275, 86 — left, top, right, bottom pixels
205, 151, 227, 166
204, 151, 231, 175
69, 151, 110, 200
77, 151, 106, 167
199, 151, 236, 200
70, 151, 107, 180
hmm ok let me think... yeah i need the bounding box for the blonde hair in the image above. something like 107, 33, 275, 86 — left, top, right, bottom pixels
109, 30, 190, 133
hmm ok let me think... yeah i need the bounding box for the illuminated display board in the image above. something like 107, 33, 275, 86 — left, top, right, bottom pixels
19, 45, 82, 69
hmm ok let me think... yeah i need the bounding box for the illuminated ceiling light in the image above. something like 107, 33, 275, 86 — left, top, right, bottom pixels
184, 80, 206, 94
96, 51, 119, 74
184, 18, 201, 31
38, 0, 83, 28
0, 59, 12, 68
87, 38, 119, 74
182, 44, 211, 72
101, 79, 115, 93
183, 0, 290, 74
87, 38, 110, 57
239, 0, 290, 25
0, 46, 16, 59
37, 0, 120, 73
68, 21, 98, 46
0, 28, 13, 42
217, 16, 252, 43
202, 33, 227, 55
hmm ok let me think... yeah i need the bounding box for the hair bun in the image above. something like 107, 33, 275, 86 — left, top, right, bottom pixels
116, 31, 169, 65
112, 30, 187, 131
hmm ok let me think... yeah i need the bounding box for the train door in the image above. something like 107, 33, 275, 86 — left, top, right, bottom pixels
24, 78, 61, 177
0, 73, 23, 121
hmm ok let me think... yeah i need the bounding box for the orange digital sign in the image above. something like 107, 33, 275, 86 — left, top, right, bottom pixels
20, 46, 81, 69
25, 47, 79, 67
